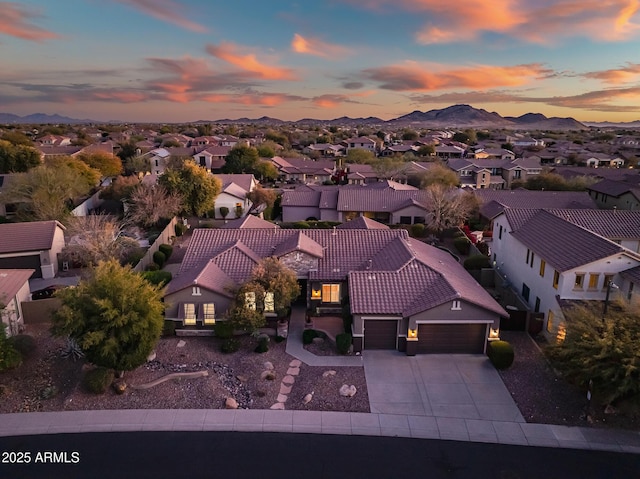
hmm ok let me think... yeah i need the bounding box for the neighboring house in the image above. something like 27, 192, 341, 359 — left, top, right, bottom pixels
36, 135, 71, 147
472, 148, 515, 160
219, 215, 279, 229
145, 148, 171, 175
577, 152, 625, 168
587, 179, 640, 210
490, 209, 640, 340
343, 137, 377, 153
505, 136, 545, 148
164, 227, 506, 354
270, 157, 335, 183
281, 182, 430, 224
0, 221, 66, 279
475, 189, 597, 224
213, 174, 258, 219
620, 265, 640, 304
434, 145, 465, 159
344, 163, 380, 184
193, 145, 230, 172
448, 157, 542, 190
304, 143, 345, 157
0, 269, 34, 336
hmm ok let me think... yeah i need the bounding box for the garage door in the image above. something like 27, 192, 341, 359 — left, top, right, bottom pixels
364, 320, 398, 349
0, 255, 41, 278
417, 323, 486, 354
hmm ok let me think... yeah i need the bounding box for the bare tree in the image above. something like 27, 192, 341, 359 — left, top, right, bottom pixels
425, 184, 479, 235
125, 184, 183, 228
62, 214, 140, 266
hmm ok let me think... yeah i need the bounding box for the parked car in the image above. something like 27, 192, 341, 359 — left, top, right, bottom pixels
31, 284, 66, 300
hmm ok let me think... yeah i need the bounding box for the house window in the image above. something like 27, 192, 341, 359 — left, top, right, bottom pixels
521, 283, 530, 301
199, 156, 206, 167
192, 286, 201, 296
514, 170, 522, 179
183, 303, 196, 326
451, 300, 462, 310
603, 274, 614, 290
322, 284, 340, 303
529, 252, 535, 268
574, 274, 585, 290
526, 249, 530, 264
399, 216, 411, 225
413, 216, 425, 224
202, 303, 215, 325
629, 282, 635, 301
498, 225, 503, 239
245, 291, 256, 310
155, 159, 158, 167
588, 273, 599, 290
546, 310, 554, 333
539, 259, 546, 277
552, 270, 559, 289
264, 292, 275, 313
534, 297, 540, 313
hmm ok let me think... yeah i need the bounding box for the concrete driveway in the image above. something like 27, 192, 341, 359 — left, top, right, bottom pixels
363, 351, 525, 423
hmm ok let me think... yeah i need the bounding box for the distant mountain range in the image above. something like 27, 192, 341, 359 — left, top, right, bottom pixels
1, 104, 628, 130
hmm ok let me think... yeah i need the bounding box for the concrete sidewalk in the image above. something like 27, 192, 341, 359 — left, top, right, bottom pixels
1, 409, 639, 453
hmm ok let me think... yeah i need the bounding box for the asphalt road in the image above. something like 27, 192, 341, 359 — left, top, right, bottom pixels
0, 431, 637, 479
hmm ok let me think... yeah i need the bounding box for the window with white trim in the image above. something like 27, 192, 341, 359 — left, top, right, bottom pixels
202, 303, 215, 325
183, 303, 196, 326
245, 291, 256, 310
322, 284, 340, 303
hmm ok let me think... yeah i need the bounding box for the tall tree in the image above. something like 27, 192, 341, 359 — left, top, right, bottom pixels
253, 161, 279, 182
246, 186, 277, 215
418, 163, 460, 188
345, 148, 376, 164
51, 260, 164, 377
125, 184, 183, 227
76, 151, 123, 177
0, 140, 41, 173
222, 145, 260, 174
159, 160, 221, 216
2, 159, 99, 221
424, 184, 479, 234
249, 257, 300, 316
546, 300, 640, 406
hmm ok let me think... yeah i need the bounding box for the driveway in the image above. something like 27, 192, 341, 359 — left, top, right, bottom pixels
363, 351, 525, 422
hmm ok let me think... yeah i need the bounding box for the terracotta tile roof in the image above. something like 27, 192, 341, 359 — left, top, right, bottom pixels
219, 215, 279, 229
281, 190, 321, 207
0, 269, 34, 300
476, 190, 596, 216
588, 179, 640, 199
510, 210, 624, 272
215, 174, 255, 193
209, 240, 262, 283
0, 220, 65, 254
165, 260, 235, 296
621, 265, 640, 283
273, 231, 324, 258
335, 216, 389, 230
337, 189, 431, 212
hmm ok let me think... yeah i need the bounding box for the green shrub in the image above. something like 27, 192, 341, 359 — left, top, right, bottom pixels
274, 335, 285, 343
141, 270, 172, 286
336, 333, 352, 355
293, 221, 310, 229
124, 248, 146, 267
410, 223, 426, 238
148, 233, 160, 245
463, 255, 491, 270
0, 326, 21, 371
8, 334, 37, 360
453, 237, 471, 255
163, 320, 176, 337
145, 263, 160, 271
152, 250, 166, 268
158, 243, 173, 260
83, 367, 114, 394
254, 334, 270, 353
487, 340, 514, 370
214, 322, 234, 339
302, 329, 319, 345
175, 222, 187, 237
453, 230, 467, 238
476, 241, 490, 256
221, 338, 240, 354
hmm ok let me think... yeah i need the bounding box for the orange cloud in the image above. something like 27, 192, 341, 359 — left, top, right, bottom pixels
206, 42, 297, 80
363, 62, 551, 91
291, 33, 351, 58
583, 63, 640, 83
201, 91, 305, 106
116, 0, 207, 33
0, 2, 60, 42
343, 0, 640, 44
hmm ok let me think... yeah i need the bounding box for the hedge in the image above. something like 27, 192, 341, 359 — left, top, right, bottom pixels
140, 270, 172, 286
463, 255, 491, 270
152, 250, 166, 268
453, 237, 471, 255
83, 367, 114, 394
487, 340, 514, 370
158, 243, 173, 260
336, 333, 352, 355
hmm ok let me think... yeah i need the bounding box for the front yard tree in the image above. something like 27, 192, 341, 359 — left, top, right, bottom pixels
222, 145, 260, 174
51, 260, 164, 377
76, 151, 123, 177
159, 160, 222, 216
246, 186, 277, 215
250, 257, 300, 316
418, 163, 459, 188
546, 301, 640, 407
0, 140, 41, 173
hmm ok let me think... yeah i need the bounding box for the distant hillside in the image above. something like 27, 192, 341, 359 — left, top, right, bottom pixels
505, 112, 587, 130
0, 112, 99, 124
391, 104, 513, 127
583, 120, 640, 128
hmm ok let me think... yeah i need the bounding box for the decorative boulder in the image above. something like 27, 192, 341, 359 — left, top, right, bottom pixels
225, 397, 238, 409
339, 384, 357, 397
261, 370, 277, 381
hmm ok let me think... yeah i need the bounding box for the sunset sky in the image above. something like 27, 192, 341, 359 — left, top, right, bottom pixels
2, 0, 640, 123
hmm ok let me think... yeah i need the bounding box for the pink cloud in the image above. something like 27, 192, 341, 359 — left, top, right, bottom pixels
116, 0, 208, 33
582, 63, 640, 83
342, 0, 640, 44
363, 62, 551, 91
291, 33, 351, 58
206, 42, 297, 80
0, 2, 60, 42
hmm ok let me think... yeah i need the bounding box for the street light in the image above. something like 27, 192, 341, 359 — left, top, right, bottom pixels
602, 279, 619, 323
